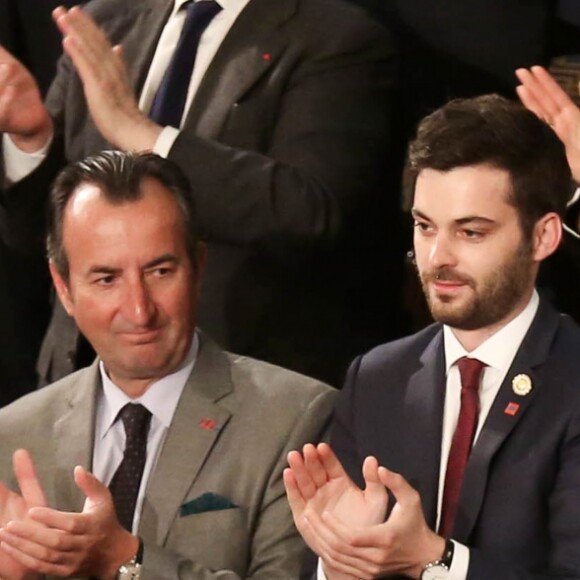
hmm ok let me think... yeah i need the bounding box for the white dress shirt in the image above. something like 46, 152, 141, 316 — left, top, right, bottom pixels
317, 291, 539, 580
92, 333, 198, 534
3, 0, 251, 183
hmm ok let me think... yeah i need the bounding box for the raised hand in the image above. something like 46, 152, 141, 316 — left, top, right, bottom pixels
284, 444, 445, 580
516, 66, 580, 183
0, 450, 46, 580
0, 46, 52, 153
284, 443, 389, 579
0, 465, 138, 579
52, 6, 161, 152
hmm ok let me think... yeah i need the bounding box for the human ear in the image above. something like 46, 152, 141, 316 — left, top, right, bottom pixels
531, 212, 563, 262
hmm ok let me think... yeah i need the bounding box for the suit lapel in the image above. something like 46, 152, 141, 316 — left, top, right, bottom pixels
185, 0, 296, 137
139, 336, 233, 546
403, 329, 446, 529
51, 364, 100, 513
110, 0, 172, 96
453, 300, 561, 541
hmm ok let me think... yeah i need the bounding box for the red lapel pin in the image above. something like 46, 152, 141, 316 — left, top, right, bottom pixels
262, 53, 271, 61
199, 417, 217, 430
504, 402, 520, 416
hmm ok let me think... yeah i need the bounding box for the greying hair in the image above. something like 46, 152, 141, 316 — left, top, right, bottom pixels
47, 151, 199, 280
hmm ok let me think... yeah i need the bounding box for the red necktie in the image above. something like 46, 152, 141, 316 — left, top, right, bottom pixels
439, 357, 486, 537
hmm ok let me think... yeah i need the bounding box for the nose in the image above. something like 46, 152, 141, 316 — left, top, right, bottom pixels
121, 277, 156, 327
428, 233, 456, 269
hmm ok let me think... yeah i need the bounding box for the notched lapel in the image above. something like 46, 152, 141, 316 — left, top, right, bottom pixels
110, 0, 172, 96
53, 365, 100, 514
403, 330, 446, 529
139, 337, 233, 546
185, 0, 296, 137
453, 301, 560, 541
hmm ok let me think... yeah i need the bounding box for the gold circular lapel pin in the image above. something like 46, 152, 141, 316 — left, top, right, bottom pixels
512, 374, 533, 396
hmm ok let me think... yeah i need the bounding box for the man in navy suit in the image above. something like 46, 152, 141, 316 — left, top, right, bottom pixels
284, 94, 580, 579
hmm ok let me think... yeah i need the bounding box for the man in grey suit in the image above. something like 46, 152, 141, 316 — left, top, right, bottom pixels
0, 0, 406, 388
0, 151, 335, 579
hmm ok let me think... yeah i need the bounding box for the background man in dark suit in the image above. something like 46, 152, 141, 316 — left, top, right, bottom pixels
0, 150, 335, 579
284, 95, 580, 579
0, 0, 407, 389
0, 0, 81, 404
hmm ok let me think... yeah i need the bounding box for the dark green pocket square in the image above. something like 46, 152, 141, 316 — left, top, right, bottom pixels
180, 492, 237, 517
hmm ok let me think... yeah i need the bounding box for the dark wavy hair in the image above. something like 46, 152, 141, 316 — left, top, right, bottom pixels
405, 94, 573, 239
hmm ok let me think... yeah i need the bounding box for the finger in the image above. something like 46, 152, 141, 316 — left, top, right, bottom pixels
530, 65, 576, 110
286, 447, 319, 499
515, 67, 560, 119
516, 84, 549, 122
2, 519, 78, 553
27, 506, 87, 535
52, 5, 68, 24
304, 511, 375, 578
378, 466, 418, 508
12, 450, 47, 508
0, 539, 70, 576
282, 467, 307, 515
73, 466, 111, 507
316, 443, 351, 482
323, 509, 389, 550
303, 443, 329, 488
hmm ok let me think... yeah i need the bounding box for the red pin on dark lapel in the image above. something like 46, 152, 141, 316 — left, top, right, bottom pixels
262, 53, 271, 61
200, 417, 217, 430
504, 402, 520, 416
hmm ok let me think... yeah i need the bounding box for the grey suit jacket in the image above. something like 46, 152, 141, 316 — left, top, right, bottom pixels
0, 336, 336, 579
1, 0, 405, 387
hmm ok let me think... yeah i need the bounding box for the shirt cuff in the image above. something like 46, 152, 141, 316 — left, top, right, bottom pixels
448, 540, 469, 580
2, 132, 52, 185
152, 126, 180, 158
316, 558, 328, 580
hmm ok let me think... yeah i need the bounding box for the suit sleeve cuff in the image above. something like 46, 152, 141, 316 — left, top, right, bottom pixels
448, 540, 469, 580
153, 126, 180, 158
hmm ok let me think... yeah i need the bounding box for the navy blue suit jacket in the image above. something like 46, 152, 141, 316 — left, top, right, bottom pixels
330, 299, 580, 579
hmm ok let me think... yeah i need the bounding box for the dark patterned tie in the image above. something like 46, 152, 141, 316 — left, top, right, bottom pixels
149, 0, 222, 128
439, 357, 486, 537
109, 403, 152, 531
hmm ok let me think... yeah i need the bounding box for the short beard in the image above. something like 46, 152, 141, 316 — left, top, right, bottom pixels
419, 239, 534, 330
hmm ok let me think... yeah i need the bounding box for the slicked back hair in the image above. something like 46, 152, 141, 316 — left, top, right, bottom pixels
47, 151, 200, 281
406, 94, 573, 240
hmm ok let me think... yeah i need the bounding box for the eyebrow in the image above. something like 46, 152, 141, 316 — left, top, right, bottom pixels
411, 209, 496, 226
87, 254, 179, 276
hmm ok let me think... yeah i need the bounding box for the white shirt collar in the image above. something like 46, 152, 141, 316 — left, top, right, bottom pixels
443, 290, 539, 375
98, 332, 199, 437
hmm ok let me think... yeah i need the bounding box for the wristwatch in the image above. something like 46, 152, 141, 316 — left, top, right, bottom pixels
116, 537, 144, 580
419, 538, 454, 580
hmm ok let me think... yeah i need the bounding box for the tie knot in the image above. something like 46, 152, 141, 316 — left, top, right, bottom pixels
118, 403, 152, 443
456, 357, 486, 392
184, 0, 222, 21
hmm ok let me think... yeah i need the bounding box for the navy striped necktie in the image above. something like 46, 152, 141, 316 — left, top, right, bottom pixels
149, 0, 222, 128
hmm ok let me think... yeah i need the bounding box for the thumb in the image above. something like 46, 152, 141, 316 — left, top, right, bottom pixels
74, 465, 111, 506
362, 456, 384, 495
